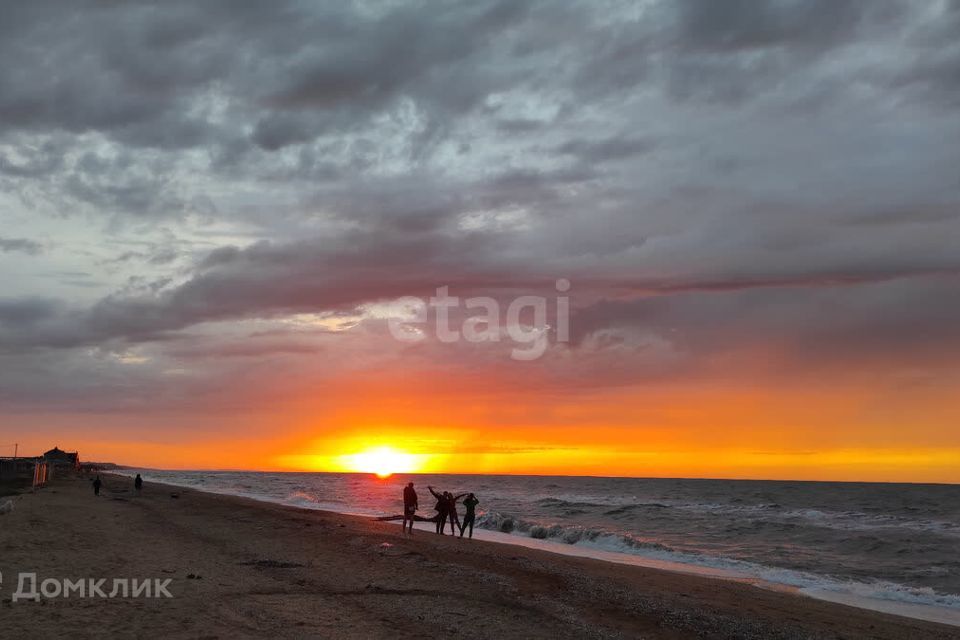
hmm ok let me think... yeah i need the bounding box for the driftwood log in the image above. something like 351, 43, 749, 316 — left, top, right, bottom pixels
376, 514, 440, 522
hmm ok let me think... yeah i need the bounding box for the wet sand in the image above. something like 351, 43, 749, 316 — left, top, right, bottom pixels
0, 474, 957, 639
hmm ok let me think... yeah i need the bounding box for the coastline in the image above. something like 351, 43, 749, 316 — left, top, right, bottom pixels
1, 474, 957, 639
110, 468, 960, 627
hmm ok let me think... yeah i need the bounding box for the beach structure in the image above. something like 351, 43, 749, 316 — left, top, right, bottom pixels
0, 457, 51, 488
32, 461, 50, 488
43, 446, 80, 471
0, 457, 42, 481
0, 446, 81, 488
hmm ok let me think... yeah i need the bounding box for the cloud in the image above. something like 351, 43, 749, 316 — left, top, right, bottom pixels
0, 0, 959, 417
669, 0, 885, 53
0, 237, 43, 255
555, 136, 658, 163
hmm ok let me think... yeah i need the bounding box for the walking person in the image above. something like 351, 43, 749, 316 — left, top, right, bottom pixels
460, 493, 479, 538
402, 482, 418, 535
134, 473, 143, 495
92, 475, 102, 497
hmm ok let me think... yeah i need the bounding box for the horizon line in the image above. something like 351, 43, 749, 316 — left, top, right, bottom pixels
105, 466, 960, 487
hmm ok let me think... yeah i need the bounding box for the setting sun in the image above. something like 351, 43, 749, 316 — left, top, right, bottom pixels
340, 446, 422, 478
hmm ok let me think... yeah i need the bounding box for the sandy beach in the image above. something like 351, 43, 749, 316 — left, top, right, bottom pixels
0, 474, 956, 640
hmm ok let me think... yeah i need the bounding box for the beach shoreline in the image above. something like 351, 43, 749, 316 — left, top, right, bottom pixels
108, 467, 960, 627
1, 473, 957, 639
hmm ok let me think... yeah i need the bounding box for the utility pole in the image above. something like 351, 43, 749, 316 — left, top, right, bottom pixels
13, 443, 17, 461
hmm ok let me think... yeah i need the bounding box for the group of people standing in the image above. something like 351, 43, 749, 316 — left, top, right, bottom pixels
402, 482, 479, 538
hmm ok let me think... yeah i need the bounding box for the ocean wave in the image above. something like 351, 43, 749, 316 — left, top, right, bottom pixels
666, 502, 960, 538
476, 511, 677, 551
475, 510, 960, 612
535, 497, 608, 509
287, 490, 323, 504
528, 497, 960, 539
603, 503, 671, 516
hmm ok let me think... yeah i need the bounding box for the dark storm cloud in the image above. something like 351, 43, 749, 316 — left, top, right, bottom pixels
0, 0, 533, 154
1, 0, 960, 410
652, 0, 912, 106
569, 274, 960, 381
259, 2, 529, 120
0, 0, 952, 158
0, 1, 255, 139
670, 0, 881, 52
0, 0, 574, 221
0, 228, 493, 351
0, 0, 955, 219
0, 298, 60, 326
3, 225, 958, 366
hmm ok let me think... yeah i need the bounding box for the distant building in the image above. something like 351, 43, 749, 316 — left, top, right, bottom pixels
43, 446, 80, 470
1, 446, 79, 482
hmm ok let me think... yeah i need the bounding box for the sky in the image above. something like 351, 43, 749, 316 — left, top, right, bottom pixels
1, 0, 959, 482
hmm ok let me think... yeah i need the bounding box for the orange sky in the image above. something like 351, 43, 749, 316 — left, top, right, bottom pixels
7, 365, 959, 483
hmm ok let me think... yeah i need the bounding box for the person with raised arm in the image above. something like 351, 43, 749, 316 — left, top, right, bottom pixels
428, 486, 450, 534
460, 493, 479, 538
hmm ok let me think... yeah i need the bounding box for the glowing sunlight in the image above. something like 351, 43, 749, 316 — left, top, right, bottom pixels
339, 446, 423, 478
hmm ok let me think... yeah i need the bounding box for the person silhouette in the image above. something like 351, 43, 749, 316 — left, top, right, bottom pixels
446, 492, 467, 535
92, 475, 102, 496
402, 482, 418, 535
460, 493, 479, 538
428, 486, 449, 534
134, 473, 143, 495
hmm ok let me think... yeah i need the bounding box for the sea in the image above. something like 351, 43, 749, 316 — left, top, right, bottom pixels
115, 470, 960, 626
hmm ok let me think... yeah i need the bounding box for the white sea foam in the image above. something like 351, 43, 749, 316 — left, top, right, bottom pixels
467, 525, 960, 627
